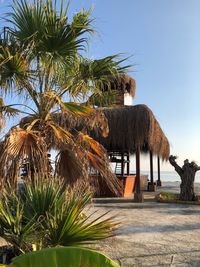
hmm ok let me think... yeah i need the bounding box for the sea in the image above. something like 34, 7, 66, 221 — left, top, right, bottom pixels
139, 171, 200, 183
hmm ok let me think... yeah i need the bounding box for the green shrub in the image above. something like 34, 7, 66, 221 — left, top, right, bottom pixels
0, 180, 117, 256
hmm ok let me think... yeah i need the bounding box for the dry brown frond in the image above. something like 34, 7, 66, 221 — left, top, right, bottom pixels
77, 133, 105, 158
87, 151, 122, 196
0, 127, 49, 188
55, 146, 88, 187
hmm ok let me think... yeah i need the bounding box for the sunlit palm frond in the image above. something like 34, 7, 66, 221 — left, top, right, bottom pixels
45, 91, 93, 116
87, 90, 121, 107
47, 121, 72, 146
77, 133, 105, 158
60, 55, 130, 98
0, 97, 19, 131
71, 8, 94, 36
20, 115, 72, 148
9, 0, 93, 64
0, 43, 29, 92
61, 102, 93, 116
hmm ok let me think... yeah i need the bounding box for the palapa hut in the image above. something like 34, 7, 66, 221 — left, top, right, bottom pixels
52, 104, 170, 200
89, 104, 170, 199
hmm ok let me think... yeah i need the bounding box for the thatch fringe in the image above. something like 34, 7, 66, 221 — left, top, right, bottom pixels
91, 105, 170, 160
102, 74, 136, 97
53, 105, 170, 159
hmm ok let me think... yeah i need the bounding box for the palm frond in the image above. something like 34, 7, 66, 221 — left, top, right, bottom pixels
0, 128, 48, 186
9, 0, 93, 63
60, 55, 131, 98
78, 133, 105, 158
87, 90, 121, 107
47, 121, 72, 144
0, 42, 30, 93
0, 190, 37, 254
0, 98, 19, 131
55, 148, 87, 186
43, 190, 118, 247
44, 91, 93, 116
87, 151, 122, 196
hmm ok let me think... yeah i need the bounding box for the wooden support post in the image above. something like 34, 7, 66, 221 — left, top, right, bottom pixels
127, 153, 130, 175
121, 152, 124, 177
156, 156, 162, 186
134, 147, 143, 202
150, 151, 154, 184
148, 151, 156, 192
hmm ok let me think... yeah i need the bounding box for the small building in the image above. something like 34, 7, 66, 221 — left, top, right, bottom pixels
88, 104, 170, 200
52, 74, 170, 201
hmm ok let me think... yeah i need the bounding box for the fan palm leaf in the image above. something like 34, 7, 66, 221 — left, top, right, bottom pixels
0, 38, 32, 87
8, 0, 93, 62
0, 128, 48, 186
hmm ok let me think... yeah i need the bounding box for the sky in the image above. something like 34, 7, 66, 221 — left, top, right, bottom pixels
0, 0, 200, 172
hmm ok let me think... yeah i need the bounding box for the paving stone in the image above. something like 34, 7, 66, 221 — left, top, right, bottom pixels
92, 191, 200, 267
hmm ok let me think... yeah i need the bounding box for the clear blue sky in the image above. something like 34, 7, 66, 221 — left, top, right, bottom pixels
1, 0, 200, 171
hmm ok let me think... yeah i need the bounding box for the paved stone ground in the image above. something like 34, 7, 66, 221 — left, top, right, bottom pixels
91, 184, 200, 267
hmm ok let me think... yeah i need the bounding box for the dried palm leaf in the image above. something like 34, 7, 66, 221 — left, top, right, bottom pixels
0, 128, 48, 187
55, 146, 88, 187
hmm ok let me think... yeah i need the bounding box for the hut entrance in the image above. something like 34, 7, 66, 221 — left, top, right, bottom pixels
109, 152, 130, 177
107, 151, 148, 199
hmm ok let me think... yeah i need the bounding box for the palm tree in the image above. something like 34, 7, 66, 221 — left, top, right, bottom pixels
0, 0, 129, 192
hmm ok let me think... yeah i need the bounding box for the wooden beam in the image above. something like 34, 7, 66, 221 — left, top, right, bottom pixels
157, 156, 160, 181
135, 148, 140, 194
121, 152, 124, 177
127, 153, 130, 175
150, 151, 154, 184
157, 156, 162, 186
134, 147, 143, 202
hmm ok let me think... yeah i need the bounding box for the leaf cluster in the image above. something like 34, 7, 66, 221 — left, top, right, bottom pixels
0, 180, 117, 256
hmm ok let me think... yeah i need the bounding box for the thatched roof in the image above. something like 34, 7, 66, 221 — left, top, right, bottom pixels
52, 104, 170, 160
89, 105, 170, 160
102, 74, 136, 97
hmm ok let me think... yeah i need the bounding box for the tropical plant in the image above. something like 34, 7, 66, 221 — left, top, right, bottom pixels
9, 247, 120, 267
0, 180, 117, 256
0, 0, 129, 192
